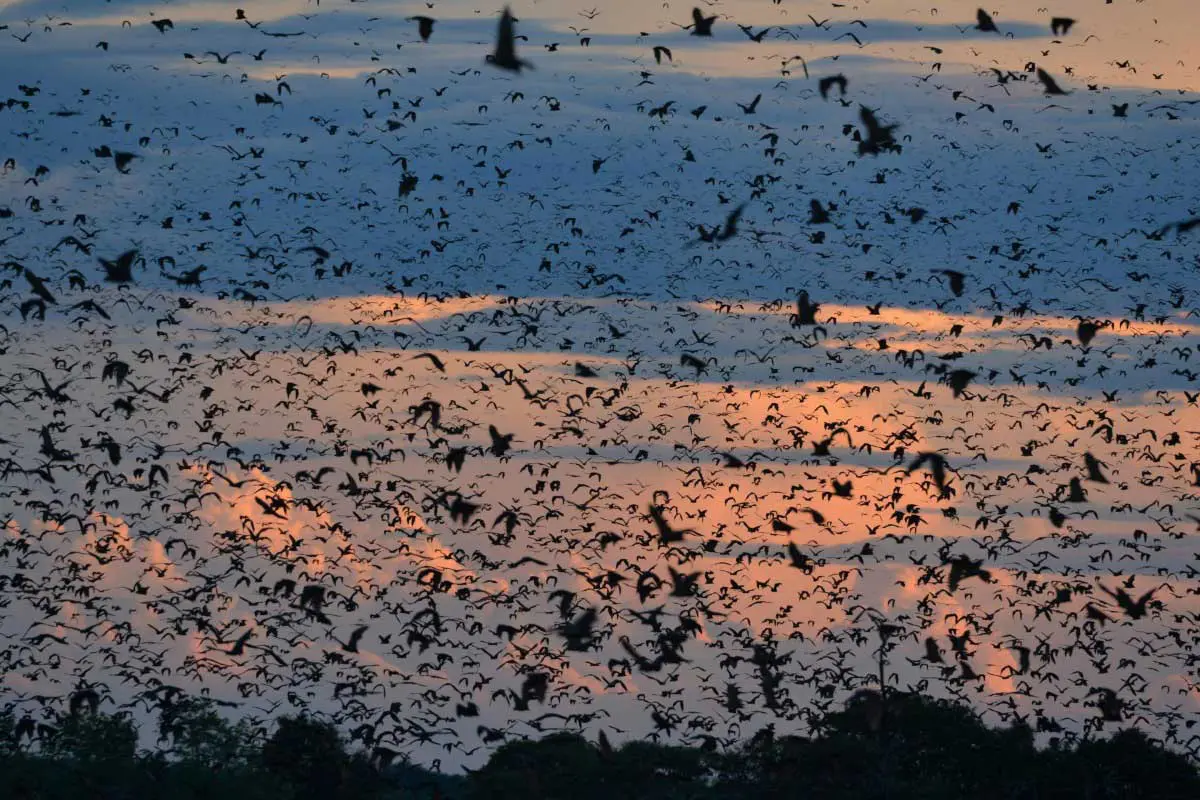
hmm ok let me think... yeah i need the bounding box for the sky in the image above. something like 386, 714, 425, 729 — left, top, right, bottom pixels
0, 0, 1199, 773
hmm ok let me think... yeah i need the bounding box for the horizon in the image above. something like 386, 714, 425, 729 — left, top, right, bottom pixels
0, 0, 1198, 773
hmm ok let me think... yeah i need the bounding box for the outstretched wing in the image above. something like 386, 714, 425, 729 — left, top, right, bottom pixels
720, 203, 746, 238
1037, 68, 1066, 95
495, 8, 516, 63
860, 105, 881, 137
649, 504, 671, 538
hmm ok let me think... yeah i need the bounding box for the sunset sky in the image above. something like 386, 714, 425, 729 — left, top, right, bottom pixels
0, 0, 1198, 770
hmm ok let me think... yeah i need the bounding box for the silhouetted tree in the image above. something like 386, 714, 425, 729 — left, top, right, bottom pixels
159, 697, 258, 768
260, 715, 350, 800
44, 710, 138, 766
0, 693, 1195, 799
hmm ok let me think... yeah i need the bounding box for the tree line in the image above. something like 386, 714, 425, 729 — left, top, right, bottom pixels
1, 689, 1196, 799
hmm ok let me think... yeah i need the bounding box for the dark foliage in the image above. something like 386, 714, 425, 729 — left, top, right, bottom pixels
0, 692, 1195, 800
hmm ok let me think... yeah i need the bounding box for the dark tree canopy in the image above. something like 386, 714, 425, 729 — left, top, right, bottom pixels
0, 693, 1195, 800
